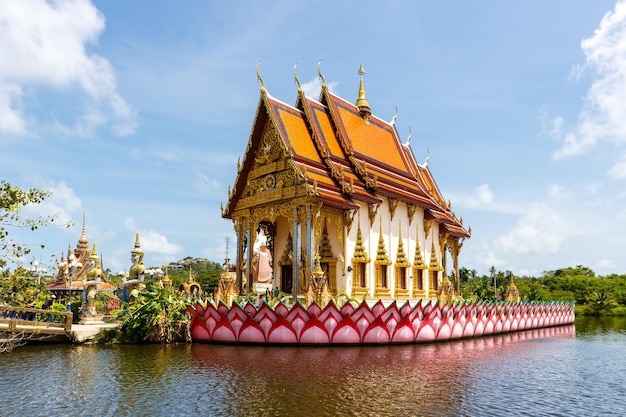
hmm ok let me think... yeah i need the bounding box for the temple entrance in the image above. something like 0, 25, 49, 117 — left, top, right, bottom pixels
281, 265, 293, 293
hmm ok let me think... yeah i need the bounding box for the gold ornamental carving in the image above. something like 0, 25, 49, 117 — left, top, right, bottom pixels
388, 197, 398, 221
424, 218, 433, 238
407, 204, 416, 224
368, 203, 380, 226
254, 124, 283, 168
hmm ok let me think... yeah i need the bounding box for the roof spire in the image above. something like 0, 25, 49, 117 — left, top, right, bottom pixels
404, 127, 412, 147
256, 61, 265, 93
355, 64, 371, 121
77, 211, 89, 254
293, 63, 302, 93
317, 60, 326, 88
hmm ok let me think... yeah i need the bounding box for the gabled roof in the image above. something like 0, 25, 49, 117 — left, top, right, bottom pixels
223, 68, 470, 239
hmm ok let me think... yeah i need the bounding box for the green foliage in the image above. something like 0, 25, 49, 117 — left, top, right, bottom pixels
99, 286, 191, 344
0, 267, 43, 306
157, 259, 222, 294
461, 265, 626, 316
0, 181, 64, 269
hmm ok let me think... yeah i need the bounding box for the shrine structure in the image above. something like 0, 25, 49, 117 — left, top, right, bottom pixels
221, 64, 470, 302
45, 213, 115, 304
189, 64, 575, 345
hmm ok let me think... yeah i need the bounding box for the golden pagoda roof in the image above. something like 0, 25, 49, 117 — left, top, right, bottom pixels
223, 65, 470, 239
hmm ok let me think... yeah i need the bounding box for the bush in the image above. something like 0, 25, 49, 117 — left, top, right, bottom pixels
98, 287, 191, 344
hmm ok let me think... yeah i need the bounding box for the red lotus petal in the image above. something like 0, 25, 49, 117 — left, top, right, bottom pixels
243, 302, 257, 316
331, 314, 361, 344
267, 315, 298, 344
191, 318, 211, 341
318, 300, 342, 323
362, 316, 390, 344
238, 315, 266, 343
300, 315, 330, 344
353, 302, 375, 323
436, 315, 452, 341
391, 315, 414, 343
274, 302, 289, 317
416, 316, 436, 342
371, 299, 386, 318
255, 302, 278, 323
217, 300, 230, 316
212, 316, 237, 342
450, 316, 464, 339
307, 302, 322, 317
340, 302, 355, 317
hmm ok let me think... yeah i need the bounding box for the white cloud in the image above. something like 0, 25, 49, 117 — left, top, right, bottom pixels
539, 106, 563, 139
608, 151, 626, 179
301, 77, 338, 99
494, 204, 577, 255
554, 1, 626, 160
548, 183, 563, 198
123, 217, 184, 256
451, 184, 494, 209
23, 179, 82, 227
0, 0, 136, 138
596, 259, 614, 269
193, 167, 221, 194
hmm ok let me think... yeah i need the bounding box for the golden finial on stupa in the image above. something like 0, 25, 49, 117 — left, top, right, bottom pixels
355, 64, 371, 120
77, 212, 89, 253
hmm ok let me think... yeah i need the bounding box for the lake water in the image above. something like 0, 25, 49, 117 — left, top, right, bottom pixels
1, 316, 624, 417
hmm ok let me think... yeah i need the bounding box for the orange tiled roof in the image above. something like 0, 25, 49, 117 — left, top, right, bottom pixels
224, 74, 470, 239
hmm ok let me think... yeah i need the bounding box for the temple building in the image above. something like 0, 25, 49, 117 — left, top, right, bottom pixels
45, 213, 115, 300
221, 64, 470, 301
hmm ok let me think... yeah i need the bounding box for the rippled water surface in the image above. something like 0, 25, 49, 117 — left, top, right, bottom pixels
1, 316, 625, 417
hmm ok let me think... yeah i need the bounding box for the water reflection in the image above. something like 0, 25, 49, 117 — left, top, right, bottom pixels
187, 325, 576, 417
2, 321, 626, 417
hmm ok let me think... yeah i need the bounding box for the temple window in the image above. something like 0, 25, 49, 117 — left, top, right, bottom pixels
398, 267, 407, 289
358, 263, 366, 287
380, 265, 388, 288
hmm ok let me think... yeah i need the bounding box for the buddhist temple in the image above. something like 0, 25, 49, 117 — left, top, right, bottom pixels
45, 213, 115, 300
221, 64, 470, 302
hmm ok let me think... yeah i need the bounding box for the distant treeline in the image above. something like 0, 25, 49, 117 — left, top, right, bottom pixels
459, 265, 626, 316
136, 260, 626, 316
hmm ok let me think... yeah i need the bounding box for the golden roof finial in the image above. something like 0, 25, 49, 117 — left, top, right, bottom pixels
90, 243, 99, 262
131, 232, 143, 256
77, 211, 89, 253
293, 63, 302, 92
355, 63, 371, 119
404, 127, 412, 147
256, 61, 265, 93
317, 60, 326, 88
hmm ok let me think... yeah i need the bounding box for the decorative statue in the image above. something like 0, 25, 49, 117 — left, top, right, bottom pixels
123, 233, 145, 301
82, 244, 103, 317
252, 231, 273, 283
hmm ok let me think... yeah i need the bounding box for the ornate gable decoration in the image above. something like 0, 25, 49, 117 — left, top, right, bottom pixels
374, 223, 391, 266
319, 222, 335, 259
352, 224, 370, 263
428, 242, 443, 271
253, 123, 283, 168
395, 228, 410, 268
245, 122, 297, 200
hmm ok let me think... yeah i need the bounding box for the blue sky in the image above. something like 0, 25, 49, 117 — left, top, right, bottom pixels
2, 0, 626, 277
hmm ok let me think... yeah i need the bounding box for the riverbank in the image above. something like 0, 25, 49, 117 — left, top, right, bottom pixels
70, 322, 119, 343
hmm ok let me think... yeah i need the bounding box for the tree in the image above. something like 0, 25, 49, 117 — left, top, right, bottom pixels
0, 180, 56, 269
